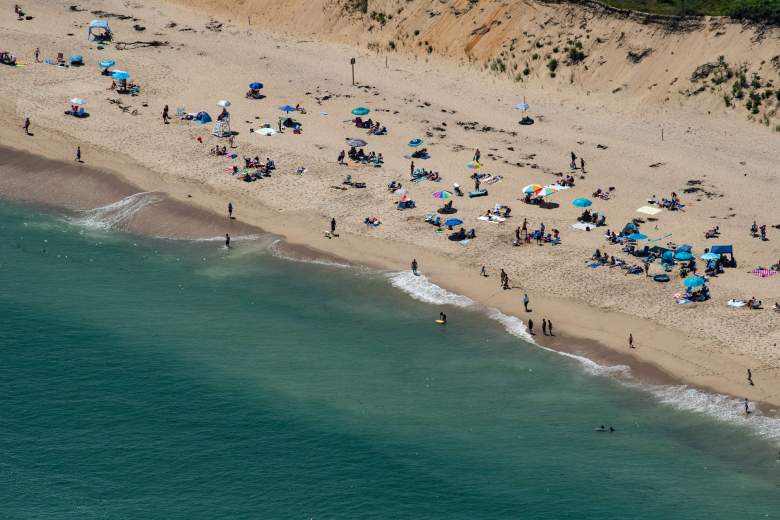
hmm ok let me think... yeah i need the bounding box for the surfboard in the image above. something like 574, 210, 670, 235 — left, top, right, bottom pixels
435, 320, 446, 324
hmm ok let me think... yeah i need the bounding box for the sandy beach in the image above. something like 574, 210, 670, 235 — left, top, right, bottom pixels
1, 0, 778, 410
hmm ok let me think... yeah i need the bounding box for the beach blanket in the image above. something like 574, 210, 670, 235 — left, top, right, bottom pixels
636, 206, 662, 215
572, 222, 595, 231
478, 215, 505, 223
751, 268, 777, 277
727, 299, 747, 308
482, 175, 503, 185
676, 299, 693, 305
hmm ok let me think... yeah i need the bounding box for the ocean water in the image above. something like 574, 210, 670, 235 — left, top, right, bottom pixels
0, 199, 779, 519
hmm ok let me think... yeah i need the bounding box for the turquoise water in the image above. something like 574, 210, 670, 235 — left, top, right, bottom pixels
0, 200, 778, 519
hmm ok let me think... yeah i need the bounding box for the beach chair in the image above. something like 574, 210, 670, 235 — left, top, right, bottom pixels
56, 52, 65, 64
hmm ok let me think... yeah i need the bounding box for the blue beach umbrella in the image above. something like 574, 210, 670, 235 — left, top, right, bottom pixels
513, 102, 530, 111
627, 233, 648, 241
701, 252, 719, 260
683, 276, 706, 288
99, 59, 115, 69
249, 82, 263, 90
408, 138, 424, 148
279, 105, 297, 113
112, 70, 130, 80
351, 107, 370, 116
675, 251, 694, 261
444, 218, 463, 227
69, 54, 83, 63
572, 197, 592, 208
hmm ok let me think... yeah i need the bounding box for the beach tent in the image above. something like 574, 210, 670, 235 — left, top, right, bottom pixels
711, 245, 733, 255
69, 55, 83, 66
194, 111, 212, 124
88, 20, 112, 42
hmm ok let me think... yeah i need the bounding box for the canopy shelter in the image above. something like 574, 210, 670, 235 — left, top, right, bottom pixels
88, 20, 112, 42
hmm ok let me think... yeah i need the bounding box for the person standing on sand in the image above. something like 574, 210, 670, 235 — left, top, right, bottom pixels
570, 151, 576, 163
480, 265, 487, 277
528, 319, 534, 335
330, 218, 337, 236
410, 161, 415, 176
521, 218, 528, 239
629, 333, 634, 349
228, 202, 233, 219
580, 157, 586, 173
34, 47, 40, 62
162, 105, 169, 124
474, 148, 481, 163
411, 258, 418, 275
75, 146, 81, 162
22, 117, 30, 135
337, 150, 345, 164
548, 320, 554, 336
748, 369, 754, 386
523, 293, 530, 312
644, 262, 649, 277
542, 319, 548, 336
225, 233, 231, 249
474, 177, 481, 192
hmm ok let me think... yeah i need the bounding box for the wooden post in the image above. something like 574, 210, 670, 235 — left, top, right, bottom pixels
661, 127, 664, 141
350, 58, 356, 86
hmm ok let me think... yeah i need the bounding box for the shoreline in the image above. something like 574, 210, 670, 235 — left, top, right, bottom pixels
2, 142, 777, 419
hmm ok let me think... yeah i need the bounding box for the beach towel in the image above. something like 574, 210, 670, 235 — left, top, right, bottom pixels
572, 222, 594, 231
636, 206, 662, 215
478, 215, 505, 223
727, 299, 747, 308
676, 299, 693, 305
751, 268, 777, 277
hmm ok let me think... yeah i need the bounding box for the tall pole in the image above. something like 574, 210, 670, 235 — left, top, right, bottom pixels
350, 57, 356, 86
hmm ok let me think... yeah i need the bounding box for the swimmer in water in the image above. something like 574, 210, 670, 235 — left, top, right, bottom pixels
439, 312, 447, 324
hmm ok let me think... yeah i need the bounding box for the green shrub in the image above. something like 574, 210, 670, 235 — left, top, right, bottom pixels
547, 58, 558, 73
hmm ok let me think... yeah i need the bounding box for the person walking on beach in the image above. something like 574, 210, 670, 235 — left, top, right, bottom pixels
580, 157, 586, 173
227, 202, 233, 219
337, 150, 345, 164
629, 333, 634, 349
548, 320, 554, 336
521, 218, 528, 239
330, 217, 337, 236
225, 233, 231, 249
570, 151, 576, 163
411, 258, 418, 275
748, 369, 754, 386
523, 293, 530, 312
162, 104, 169, 124
744, 398, 751, 414
410, 161, 415, 176
34, 47, 40, 62
514, 226, 521, 244
75, 146, 81, 162
473, 148, 481, 163
528, 319, 534, 335
542, 319, 548, 336
480, 265, 487, 277
22, 117, 30, 135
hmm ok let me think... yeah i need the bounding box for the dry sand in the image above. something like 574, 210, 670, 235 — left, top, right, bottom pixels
1, 0, 778, 409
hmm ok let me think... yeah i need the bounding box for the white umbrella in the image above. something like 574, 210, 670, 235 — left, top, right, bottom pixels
217, 99, 231, 108
254, 127, 276, 136
69, 98, 86, 105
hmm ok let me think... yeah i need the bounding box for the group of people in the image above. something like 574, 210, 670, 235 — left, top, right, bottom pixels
577, 209, 607, 227
750, 221, 768, 241
339, 147, 383, 165
353, 117, 387, 135
648, 192, 684, 211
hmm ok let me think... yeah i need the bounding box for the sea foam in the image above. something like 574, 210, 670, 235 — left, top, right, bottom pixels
72, 192, 163, 231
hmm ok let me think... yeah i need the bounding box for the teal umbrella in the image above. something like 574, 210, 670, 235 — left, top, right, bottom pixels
675, 251, 694, 261
701, 253, 719, 260
684, 276, 706, 288
572, 198, 592, 208
627, 233, 648, 241
351, 107, 370, 116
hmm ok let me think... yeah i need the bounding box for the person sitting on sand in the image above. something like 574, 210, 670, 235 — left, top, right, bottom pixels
428, 171, 440, 181
773, 302, 780, 312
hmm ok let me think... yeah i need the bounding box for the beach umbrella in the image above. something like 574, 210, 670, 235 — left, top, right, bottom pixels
536, 185, 565, 197
513, 102, 530, 111
217, 99, 231, 108
98, 59, 115, 68
346, 138, 367, 147
254, 127, 276, 136
408, 138, 424, 148
627, 233, 648, 241
683, 276, 706, 288
522, 184, 542, 194
249, 82, 263, 90
675, 251, 694, 261
466, 161, 481, 169
111, 70, 129, 80
701, 252, 719, 260
432, 191, 452, 199
279, 105, 297, 113
444, 218, 463, 227
572, 197, 592, 208
69, 97, 86, 105
351, 107, 370, 116
394, 187, 408, 196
